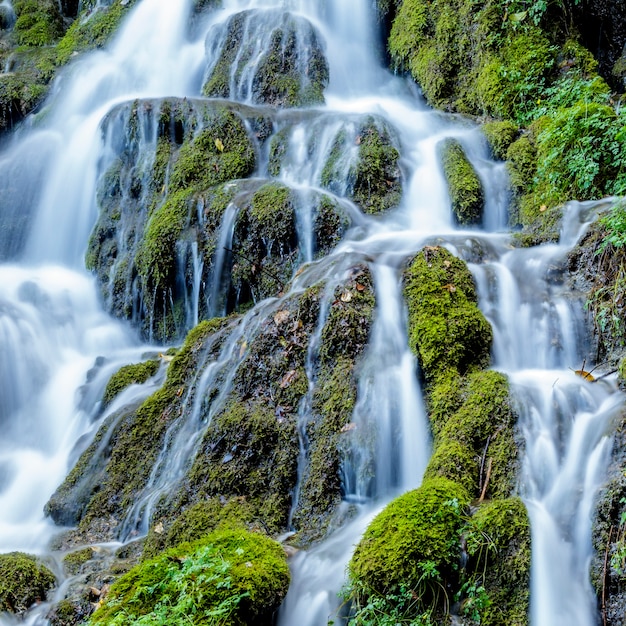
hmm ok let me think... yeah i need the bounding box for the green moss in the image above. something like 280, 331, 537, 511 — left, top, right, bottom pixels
423, 439, 477, 495
404, 246, 492, 379
506, 135, 537, 194
102, 359, 160, 409
440, 138, 484, 225
186, 399, 298, 533
482, 120, 519, 161
291, 357, 357, 541
0, 552, 56, 614
169, 110, 255, 192
88, 527, 290, 626
464, 498, 531, 625
56, 0, 137, 65
352, 118, 402, 215
349, 478, 469, 599
0, 47, 57, 132
202, 11, 328, 107
136, 188, 193, 295
436, 370, 517, 500
47, 321, 222, 529
142, 497, 259, 560
63, 548, 94, 575
13, 0, 64, 46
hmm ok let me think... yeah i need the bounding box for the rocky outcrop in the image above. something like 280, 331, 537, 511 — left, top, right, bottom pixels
202, 9, 329, 107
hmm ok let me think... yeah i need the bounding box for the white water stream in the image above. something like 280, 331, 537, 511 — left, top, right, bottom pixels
0, 0, 621, 625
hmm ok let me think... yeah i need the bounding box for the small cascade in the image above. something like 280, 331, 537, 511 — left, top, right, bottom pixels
0, 0, 15, 30
466, 201, 623, 626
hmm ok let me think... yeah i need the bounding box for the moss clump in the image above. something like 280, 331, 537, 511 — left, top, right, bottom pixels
0, 47, 57, 133
169, 110, 255, 192
46, 320, 223, 531
440, 138, 484, 225
56, 0, 137, 65
102, 359, 160, 409
432, 370, 517, 499
62, 548, 94, 575
88, 527, 290, 626
12, 0, 64, 46
349, 478, 469, 600
136, 188, 194, 295
464, 498, 531, 625
351, 118, 402, 215
482, 120, 519, 161
404, 246, 492, 379
0, 552, 56, 614
143, 497, 258, 560
230, 182, 297, 306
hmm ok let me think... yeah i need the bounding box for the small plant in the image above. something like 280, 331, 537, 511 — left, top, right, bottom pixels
455, 578, 491, 624
610, 497, 626, 577
599, 201, 626, 253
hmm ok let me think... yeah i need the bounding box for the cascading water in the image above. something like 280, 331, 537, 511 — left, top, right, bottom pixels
0, 1, 623, 626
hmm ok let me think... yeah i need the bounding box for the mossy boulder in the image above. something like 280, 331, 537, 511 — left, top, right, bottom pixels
202, 9, 328, 107
101, 359, 160, 409
482, 120, 519, 161
12, 0, 64, 46
0, 46, 56, 133
88, 527, 290, 626
403, 246, 492, 379
56, 0, 138, 65
0, 552, 56, 614
320, 115, 402, 215
184, 399, 299, 534
349, 478, 469, 601
87, 98, 261, 341
45, 319, 225, 533
62, 548, 94, 576
464, 498, 531, 625
426, 369, 518, 500
439, 138, 484, 225
142, 497, 259, 560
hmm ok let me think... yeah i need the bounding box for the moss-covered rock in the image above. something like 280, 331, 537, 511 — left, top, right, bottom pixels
56, 0, 138, 65
86, 98, 261, 341
0, 552, 56, 614
428, 369, 518, 500
0, 46, 56, 133
184, 399, 299, 533
440, 138, 484, 225
464, 498, 531, 625
101, 359, 160, 409
88, 527, 290, 626
349, 478, 469, 602
45, 319, 225, 533
202, 9, 328, 107
142, 497, 259, 560
319, 116, 402, 215
12, 0, 64, 46
404, 246, 492, 379
62, 548, 94, 576
482, 120, 519, 161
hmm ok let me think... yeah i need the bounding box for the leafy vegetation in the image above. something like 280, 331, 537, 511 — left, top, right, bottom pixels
88, 527, 290, 626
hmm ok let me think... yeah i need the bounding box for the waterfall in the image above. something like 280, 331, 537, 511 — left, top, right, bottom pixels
0, 0, 622, 625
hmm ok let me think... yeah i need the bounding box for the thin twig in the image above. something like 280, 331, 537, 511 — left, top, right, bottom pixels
223, 246, 284, 290
479, 458, 492, 503
602, 525, 614, 626
479, 436, 491, 494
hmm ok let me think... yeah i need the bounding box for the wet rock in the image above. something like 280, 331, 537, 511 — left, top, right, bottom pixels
0, 552, 55, 615
439, 138, 484, 226
202, 9, 329, 107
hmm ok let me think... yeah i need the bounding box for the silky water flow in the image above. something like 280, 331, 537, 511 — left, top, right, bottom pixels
0, 1, 621, 625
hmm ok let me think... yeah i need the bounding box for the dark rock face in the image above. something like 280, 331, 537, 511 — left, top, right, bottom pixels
202, 9, 329, 107
573, 0, 626, 89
